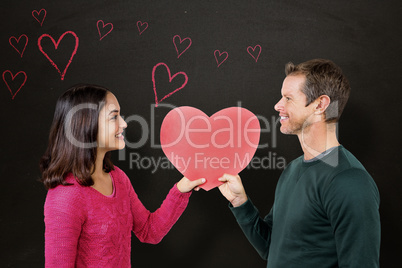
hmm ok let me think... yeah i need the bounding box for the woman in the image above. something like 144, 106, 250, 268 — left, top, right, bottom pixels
40, 84, 205, 267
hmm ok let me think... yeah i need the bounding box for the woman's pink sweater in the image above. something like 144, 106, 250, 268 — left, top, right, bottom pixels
44, 166, 191, 267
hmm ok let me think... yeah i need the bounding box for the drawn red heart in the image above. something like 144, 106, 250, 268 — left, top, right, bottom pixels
152, 62, 188, 107
2, 70, 27, 100
9, 34, 28, 57
97, 20, 113, 40
214, 50, 229, 67
137, 21, 148, 35
37, 31, 79, 81
173, 35, 192, 58
161, 106, 260, 191
247, 45, 262, 62
32, 9, 46, 26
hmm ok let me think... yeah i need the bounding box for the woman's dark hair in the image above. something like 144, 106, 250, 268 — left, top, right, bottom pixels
40, 84, 114, 189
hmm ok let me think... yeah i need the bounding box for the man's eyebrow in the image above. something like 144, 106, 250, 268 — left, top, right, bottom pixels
283, 92, 294, 97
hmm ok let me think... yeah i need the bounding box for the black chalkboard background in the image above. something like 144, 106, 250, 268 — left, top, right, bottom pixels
1, 0, 401, 267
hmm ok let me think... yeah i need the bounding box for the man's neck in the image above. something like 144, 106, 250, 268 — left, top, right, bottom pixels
297, 121, 340, 161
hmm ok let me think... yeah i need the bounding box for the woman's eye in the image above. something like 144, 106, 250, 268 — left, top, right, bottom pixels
111, 115, 117, 120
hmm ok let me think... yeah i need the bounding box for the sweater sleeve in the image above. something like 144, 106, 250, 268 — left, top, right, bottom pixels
44, 186, 85, 268
229, 198, 273, 260
323, 168, 380, 268
128, 182, 192, 244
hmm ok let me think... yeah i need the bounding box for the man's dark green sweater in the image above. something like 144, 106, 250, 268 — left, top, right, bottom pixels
230, 146, 380, 267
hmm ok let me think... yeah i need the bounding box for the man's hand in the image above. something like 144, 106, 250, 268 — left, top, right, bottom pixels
218, 174, 248, 207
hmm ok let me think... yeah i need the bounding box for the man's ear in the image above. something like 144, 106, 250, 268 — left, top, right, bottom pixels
314, 95, 331, 115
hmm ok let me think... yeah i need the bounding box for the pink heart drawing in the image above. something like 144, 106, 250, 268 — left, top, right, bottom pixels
2, 70, 27, 100
173, 35, 192, 58
37, 31, 79, 81
214, 50, 228, 67
97, 20, 113, 41
152, 62, 188, 107
32, 9, 46, 26
9, 34, 28, 57
137, 21, 148, 35
247, 45, 262, 62
160, 106, 261, 191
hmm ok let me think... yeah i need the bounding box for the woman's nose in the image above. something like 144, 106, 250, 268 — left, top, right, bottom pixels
120, 116, 127, 129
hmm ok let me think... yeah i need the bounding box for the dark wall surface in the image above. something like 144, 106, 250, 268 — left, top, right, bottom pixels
1, 0, 401, 267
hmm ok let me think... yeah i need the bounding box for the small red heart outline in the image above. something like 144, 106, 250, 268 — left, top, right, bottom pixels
2, 70, 27, 100
32, 9, 46, 26
247, 45, 262, 62
152, 62, 188, 107
37, 31, 79, 81
214, 50, 228, 67
137, 21, 148, 35
97, 20, 113, 41
160, 106, 260, 191
173, 35, 192, 58
9, 34, 28, 58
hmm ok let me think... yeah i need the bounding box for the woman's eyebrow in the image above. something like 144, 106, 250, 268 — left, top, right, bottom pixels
108, 109, 119, 115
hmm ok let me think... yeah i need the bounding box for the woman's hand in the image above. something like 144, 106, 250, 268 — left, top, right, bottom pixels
177, 177, 206, 193
218, 174, 248, 207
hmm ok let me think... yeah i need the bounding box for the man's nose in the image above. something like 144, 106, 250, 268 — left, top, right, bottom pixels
274, 98, 283, 111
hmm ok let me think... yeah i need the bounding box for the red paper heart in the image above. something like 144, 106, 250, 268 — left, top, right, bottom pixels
37, 31, 79, 81
160, 106, 260, 191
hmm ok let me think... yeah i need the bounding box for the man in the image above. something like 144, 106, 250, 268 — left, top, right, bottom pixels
218, 59, 380, 267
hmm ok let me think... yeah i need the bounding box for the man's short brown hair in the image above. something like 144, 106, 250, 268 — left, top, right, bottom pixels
285, 59, 351, 122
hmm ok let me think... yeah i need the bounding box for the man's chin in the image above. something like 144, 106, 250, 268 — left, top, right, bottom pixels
280, 129, 294, 135
280, 126, 299, 135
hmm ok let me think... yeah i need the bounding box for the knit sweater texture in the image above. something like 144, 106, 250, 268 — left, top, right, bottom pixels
230, 146, 380, 267
44, 166, 191, 267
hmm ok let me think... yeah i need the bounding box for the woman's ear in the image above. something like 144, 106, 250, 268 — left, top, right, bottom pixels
314, 95, 331, 116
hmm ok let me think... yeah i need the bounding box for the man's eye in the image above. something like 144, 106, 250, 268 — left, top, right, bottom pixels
111, 115, 117, 120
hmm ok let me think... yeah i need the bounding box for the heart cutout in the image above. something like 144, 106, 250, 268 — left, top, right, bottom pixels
97, 20, 113, 40
2, 70, 27, 100
137, 21, 148, 35
247, 45, 262, 62
173, 35, 192, 58
152, 62, 188, 107
9, 34, 28, 57
214, 50, 228, 67
161, 106, 260, 191
38, 31, 79, 81
32, 9, 46, 26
